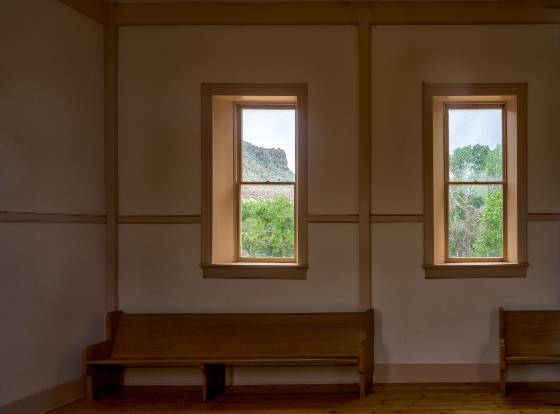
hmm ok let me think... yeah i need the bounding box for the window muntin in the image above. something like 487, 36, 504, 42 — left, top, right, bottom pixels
237, 105, 297, 262
445, 104, 506, 261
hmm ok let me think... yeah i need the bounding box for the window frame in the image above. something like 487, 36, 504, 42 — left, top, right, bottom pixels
422, 83, 528, 279
200, 84, 308, 280
235, 102, 298, 263
444, 102, 507, 263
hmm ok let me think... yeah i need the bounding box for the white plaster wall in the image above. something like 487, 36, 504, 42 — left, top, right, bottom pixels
119, 223, 359, 385
371, 25, 560, 214
119, 223, 359, 313
0, 0, 105, 214
371, 25, 560, 381
118, 25, 361, 385
118, 25, 358, 215
118, 24, 560, 385
373, 222, 560, 364
0, 0, 105, 406
0, 224, 106, 405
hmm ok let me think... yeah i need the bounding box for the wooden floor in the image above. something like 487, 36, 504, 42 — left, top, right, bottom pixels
51, 383, 560, 414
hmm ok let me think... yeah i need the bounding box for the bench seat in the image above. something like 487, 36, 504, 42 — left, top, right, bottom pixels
505, 355, 560, 364
83, 310, 373, 401
86, 356, 359, 366
500, 308, 560, 396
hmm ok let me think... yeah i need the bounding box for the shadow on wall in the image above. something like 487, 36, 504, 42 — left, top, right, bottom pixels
480, 307, 499, 364
373, 308, 390, 366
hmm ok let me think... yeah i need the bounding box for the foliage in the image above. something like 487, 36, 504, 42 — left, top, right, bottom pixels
241, 195, 294, 258
448, 144, 504, 258
449, 143, 502, 181
473, 188, 503, 257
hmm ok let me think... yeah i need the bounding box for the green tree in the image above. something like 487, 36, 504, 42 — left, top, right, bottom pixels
473, 188, 503, 257
241, 195, 294, 258
448, 144, 503, 258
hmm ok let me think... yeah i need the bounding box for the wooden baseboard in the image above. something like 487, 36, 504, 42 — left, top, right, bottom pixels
0, 378, 84, 414
374, 364, 499, 383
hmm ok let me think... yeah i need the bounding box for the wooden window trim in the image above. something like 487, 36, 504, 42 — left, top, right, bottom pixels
235, 103, 297, 264
444, 103, 507, 263
422, 84, 528, 279
201, 84, 308, 280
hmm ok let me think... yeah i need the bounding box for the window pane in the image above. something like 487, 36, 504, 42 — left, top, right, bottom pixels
448, 109, 503, 182
242, 108, 296, 182
448, 184, 504, 258
241, 185, 295, 259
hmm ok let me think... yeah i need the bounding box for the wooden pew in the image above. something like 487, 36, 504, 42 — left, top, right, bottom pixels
83, 310, 374, 401
499, 307, 560, 396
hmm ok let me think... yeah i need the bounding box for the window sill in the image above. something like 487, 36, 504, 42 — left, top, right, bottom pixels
200, 263, 308, 280
424, 262, 528, 279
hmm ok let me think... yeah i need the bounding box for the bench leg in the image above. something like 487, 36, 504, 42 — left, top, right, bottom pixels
359, 365, 373, 399
500, 365, 507, 398
85, 365, 124, 400
202, 364, 226, 401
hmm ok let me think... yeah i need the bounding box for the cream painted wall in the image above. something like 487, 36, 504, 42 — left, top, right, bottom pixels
0, 0, 105, 406
0, 0, 105, 214
118, 26, 361, 384
373, 222, 560, 362
371, 25, 560, 380
116, 25, 560, 386
119, 222, 359, 385
118, 25, 359, 215
0, 224, 106, 405
119, 223, 359, 312
371, 25, 560, 214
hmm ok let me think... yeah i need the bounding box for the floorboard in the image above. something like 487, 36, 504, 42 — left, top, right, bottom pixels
50, 383, 560, 414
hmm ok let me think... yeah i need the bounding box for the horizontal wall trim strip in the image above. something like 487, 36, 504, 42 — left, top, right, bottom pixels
374, 364, 498, 383
57, 0, 109, 24
0, 212, 106, 224
368, 213, 560, 223
528, 213, 560, 221
2, 213, 556, 225
371, 214, 424, 223
111, 2, 560, 26
307, 214, 359, 223
119, 215, 201, 224
0, 377, 84, 414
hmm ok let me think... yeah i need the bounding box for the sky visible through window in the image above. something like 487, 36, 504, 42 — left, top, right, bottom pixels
242, 109, 296, 174
448, 108, 502, 153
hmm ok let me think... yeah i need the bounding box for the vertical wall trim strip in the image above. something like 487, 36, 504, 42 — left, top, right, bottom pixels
358, 22, 372, 310
104, 22, 119, 312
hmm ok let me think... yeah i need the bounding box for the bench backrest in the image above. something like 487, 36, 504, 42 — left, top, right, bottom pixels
108, 311, 372, 359
500, 309, 560, 356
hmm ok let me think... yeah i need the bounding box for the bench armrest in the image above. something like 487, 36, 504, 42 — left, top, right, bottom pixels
84, 340, 112, 362
358, 337, 373, 365
499, 338, 506, 369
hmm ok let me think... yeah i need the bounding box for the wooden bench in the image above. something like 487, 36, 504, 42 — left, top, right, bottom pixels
83, 310, 373, 401
499, 307, 560, 396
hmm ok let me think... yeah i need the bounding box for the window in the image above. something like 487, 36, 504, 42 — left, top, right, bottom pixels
423, 84, 528, 279
445, 104, 505, 261
237, 105, 297, 262
201, 84, 308, 279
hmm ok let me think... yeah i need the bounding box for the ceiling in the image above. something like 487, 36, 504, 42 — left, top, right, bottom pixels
104, 0, 502, 3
